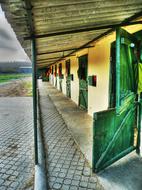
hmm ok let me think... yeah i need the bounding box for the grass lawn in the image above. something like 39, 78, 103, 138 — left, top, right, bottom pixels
0, 73, 31, 83
22, 81, 32, 96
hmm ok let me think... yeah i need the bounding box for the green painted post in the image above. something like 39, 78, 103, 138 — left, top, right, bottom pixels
32, 38, 38, 165
116, 28, 121, 110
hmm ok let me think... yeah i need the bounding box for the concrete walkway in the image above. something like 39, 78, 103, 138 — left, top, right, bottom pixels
98, 151, 142, 190
0, 97, 34, 190
38, 80, 103, 190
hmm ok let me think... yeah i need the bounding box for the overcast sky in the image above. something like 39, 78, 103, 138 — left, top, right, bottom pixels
0, 6, 30, 62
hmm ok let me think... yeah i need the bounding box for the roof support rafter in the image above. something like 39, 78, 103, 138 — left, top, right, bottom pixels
37, 61, 56, 65
37, 45, 94, 55
24, 20, 142, 40
37, 55, 76, 62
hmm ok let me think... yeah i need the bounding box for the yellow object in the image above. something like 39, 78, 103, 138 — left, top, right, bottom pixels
138, 63, 142, 94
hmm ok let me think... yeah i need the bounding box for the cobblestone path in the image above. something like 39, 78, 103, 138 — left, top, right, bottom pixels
39, 83, 103, 190
0, 97, 34, 190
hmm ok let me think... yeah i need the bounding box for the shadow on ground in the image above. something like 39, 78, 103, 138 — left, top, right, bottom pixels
98, 152, 142, 190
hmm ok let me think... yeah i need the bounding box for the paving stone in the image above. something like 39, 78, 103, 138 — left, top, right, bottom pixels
75, 170, 82, 175
6, 169, 14, 175
79, 187, 87, 190
71, 179, 80, 186
89, 176, 98, 183
0, 186, 7, 190
8, 175, 17, 181
4, 164, 12, 169
73, 174, 81, 181
70, 165, 76, 170
49, 181, 54, 188
55, 177, 64, 183
49, 176, 56, 182
81, 176, 89, 182
4, 180, 11, 186
78, 162, 84, 166
66, 173, 74, 179
60, 168, 68, 174
51, 171, 59, 177
56, 163, 63, 169
62, 184, 70, 190
63, 164, 70, 169
0, 179, 4, 185
64, 179, 72, 185
69, 186, 78, 190
80, 181, 88, 188
71, 161, 78, 166
83, 167, 91, 176
77, 166, 84, 171
53, 182, 62, 189
58, 172, 66, 178
0, 97, 34, 190
0, 163, 5, 168
1, 174, 9, 180
88, 182, 97, 189
53, 167, 61, 172
10, 181, 19, 188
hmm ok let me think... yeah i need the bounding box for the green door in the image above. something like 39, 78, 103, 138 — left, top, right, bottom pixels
78, 55, 88, 110
66, 60, 71, 98
93, 28, 142, 172
55, 65, 57, 87
59, 63, 62, 92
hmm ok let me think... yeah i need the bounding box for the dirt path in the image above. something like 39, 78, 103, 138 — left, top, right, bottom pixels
0, 77, 32, 97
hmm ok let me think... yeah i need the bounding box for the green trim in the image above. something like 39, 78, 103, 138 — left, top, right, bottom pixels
95, 146, 135, 172
116, 28, 121, 111
32, 39, 38, 165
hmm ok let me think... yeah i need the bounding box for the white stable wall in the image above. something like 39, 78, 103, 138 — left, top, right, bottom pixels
48, 24, 142, 116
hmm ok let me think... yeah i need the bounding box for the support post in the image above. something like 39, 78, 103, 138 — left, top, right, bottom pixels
136, 93, 142, 155
32, 38, 38, 165
116, 28, 121, 110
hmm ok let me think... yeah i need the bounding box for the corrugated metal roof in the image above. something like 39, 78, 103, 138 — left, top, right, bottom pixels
1, 0, 142, 68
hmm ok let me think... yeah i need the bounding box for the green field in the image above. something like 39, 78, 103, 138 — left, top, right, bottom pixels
0, 73, 31, 83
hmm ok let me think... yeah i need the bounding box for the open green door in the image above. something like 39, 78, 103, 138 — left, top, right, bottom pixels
55, 65, 57, 87
66, 59, 71, 98
93, 28, 142, 172
58, 63, 62, 92
78, 54, 88, 110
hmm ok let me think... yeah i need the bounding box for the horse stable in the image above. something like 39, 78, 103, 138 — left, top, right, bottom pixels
2, 0, 142, 175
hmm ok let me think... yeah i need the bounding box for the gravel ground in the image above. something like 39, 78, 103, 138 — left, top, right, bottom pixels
0, 77, 32, 97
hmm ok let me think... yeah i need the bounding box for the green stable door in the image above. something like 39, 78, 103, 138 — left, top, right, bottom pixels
59, 63, 63, 92
66, 60, 71, 98
78, 55, 88, 110
55, 65, 57, 87
93, 28, 142, 172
